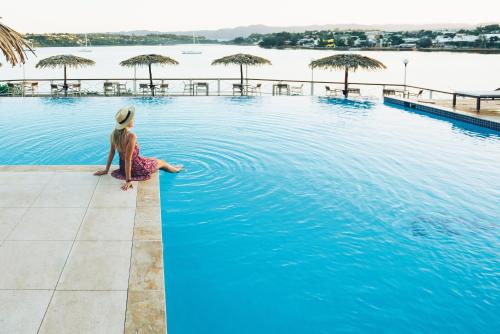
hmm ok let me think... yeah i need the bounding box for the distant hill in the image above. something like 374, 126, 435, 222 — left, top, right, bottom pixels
115, 23, 487, 40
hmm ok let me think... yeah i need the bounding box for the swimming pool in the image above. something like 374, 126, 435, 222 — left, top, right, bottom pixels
1, 97, 499, 334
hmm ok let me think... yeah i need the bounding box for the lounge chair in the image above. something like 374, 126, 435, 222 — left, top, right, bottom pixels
290, 84, 303, 96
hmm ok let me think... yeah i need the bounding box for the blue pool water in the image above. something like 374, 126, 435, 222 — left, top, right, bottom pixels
1, 97, 499, 333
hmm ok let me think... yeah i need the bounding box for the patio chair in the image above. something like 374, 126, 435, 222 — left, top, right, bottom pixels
69, 83, 82, 97
325, 86, 341, 97
22, 82, 38, 97
233, 84, 244, 95
104, 82, 115, 96
347, 88, 361, 96
7, 82, 20, 96
157, 83, 169, 96
195, 82, 209, 96
183, 82, 194, 95
50, 84, 64, 97
139, 83, 150, 96
406, 89, 423, 98
248, 83, 262, 96
290, 84, 303, 96
117, 83, 127, 96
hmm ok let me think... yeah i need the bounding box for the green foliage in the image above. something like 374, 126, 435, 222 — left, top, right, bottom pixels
26, 33, 219, 47
417, 38, 433, 48
0, 84, 8, 95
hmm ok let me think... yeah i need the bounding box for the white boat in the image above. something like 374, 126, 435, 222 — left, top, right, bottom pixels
182, 33, 202, 54
79, 33, 92, 53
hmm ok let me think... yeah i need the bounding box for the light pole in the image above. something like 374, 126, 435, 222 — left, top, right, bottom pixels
403, 59, 409, 96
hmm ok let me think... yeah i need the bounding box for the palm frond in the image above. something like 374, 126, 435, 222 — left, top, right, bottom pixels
0, 21, 34, 66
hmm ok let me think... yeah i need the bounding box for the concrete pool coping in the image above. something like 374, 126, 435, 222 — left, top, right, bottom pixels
0, 165, 166, 333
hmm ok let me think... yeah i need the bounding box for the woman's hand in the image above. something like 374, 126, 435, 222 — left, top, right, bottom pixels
121, 181, 133, 191
94, 170, 108, 176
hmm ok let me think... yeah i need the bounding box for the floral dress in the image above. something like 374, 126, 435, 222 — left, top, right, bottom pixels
111, 143, 158, 181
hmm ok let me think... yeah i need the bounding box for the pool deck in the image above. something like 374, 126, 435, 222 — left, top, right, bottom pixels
384, 96, 500, 131
0, 166, 166, 334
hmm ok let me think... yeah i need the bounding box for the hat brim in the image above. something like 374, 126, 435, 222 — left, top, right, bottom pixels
115, 107, 135, 130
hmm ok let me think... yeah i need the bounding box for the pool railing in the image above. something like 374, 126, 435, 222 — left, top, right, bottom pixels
0, 77, 454, 100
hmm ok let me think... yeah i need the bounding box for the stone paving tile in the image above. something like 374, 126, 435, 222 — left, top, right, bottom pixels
78, 208, 136, 241
0, 241, 72, 289
0, 290, 53, 334
134, 206, 162, 241
8, 208, 86, 241
57, 241, 132, 291
49, 172, 99, 186
137, 185, 160, 207
0, 184, 45, 208
128, 241, 164, 291
91, 183, 138, 208
33, 184, 96, 208
0, 172, 54, 185
39, 290, 127, 334
0, 208, 28, 242
124, 290, 166, 334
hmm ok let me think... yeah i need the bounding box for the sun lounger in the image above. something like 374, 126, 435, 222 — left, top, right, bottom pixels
453, 90, 500, 112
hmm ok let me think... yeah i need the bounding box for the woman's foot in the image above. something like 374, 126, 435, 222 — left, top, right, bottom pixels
170, 165, 183, 173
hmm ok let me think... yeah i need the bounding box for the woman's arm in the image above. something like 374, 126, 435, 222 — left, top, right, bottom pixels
122, 133, 136, 190
94, 138, 116, 176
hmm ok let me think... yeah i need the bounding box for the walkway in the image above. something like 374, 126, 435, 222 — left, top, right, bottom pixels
0, 166, 166, 334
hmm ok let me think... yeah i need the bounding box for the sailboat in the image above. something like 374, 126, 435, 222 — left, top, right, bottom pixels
79, 33, 92, 53
182, 33, 202, 54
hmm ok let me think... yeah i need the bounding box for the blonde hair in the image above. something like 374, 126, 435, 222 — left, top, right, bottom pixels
111, 128, 129, 152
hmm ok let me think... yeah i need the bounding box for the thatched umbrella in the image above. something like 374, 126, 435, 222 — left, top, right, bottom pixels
120, 54, 179, 96
310, 54, 386, 98
211, 53, 271, 95
36, 55, 95, 96
0, 20, 34, 66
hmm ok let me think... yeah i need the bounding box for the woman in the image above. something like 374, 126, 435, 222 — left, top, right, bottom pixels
95, 106, 182, 190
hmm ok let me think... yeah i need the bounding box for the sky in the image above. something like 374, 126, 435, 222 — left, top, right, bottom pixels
2, 0, 500, 33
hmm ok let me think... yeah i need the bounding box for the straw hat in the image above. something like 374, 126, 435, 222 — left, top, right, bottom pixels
115, 106, 135, 130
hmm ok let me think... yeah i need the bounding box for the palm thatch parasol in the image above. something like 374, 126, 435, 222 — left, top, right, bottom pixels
310, 54, 386, 98
212, 53, 271, 95
0, 20, 34, 66
120, 54, 179, 96
36, 55, 95, 96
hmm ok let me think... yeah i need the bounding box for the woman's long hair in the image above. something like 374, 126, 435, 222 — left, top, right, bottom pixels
111, 128, 128, 152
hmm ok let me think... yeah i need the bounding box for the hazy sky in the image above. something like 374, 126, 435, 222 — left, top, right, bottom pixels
2, 0, 499, 33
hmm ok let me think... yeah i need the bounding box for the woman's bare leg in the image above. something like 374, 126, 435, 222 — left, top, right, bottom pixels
156, 159, 183, 173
